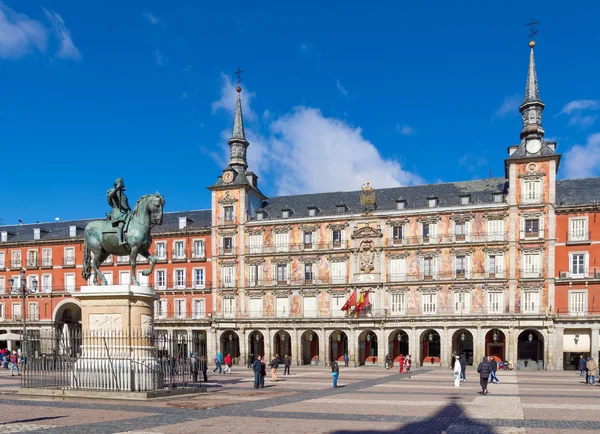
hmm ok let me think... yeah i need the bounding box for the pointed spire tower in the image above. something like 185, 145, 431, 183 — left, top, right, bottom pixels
519, 40, 545, 140
228, 84, 249, 173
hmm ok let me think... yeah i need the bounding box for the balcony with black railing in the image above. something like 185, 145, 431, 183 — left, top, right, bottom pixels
9, 259, 22, 270
245, 241, 349, 255
26, 258, 39, 269
557, 268, 600, 280
171, 250, 188, 263
520, 268, 543, 279
154, 310, 210, 321
62, 256, 76, 267
41, 258, 53, 268
153, 278, 212, 292
567, 230, 591, 245
556, 307, 600, 317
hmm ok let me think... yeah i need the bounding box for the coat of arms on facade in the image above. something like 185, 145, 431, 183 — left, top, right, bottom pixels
360, 181, 376, 212
359, 241, 375, 274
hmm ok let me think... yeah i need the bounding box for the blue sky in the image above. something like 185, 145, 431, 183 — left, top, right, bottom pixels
1, 1, 600, 225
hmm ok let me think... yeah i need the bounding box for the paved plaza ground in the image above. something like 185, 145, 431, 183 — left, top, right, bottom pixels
1, 365, 600, 433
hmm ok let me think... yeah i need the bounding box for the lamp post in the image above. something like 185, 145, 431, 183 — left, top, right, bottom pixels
9, 269, 37, 359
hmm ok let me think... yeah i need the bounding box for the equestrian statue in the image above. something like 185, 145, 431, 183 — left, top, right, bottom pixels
82, 178, 166, 286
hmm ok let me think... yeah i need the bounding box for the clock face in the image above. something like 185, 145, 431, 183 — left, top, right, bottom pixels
222, 171, 234, 184
526, 139, 541, 154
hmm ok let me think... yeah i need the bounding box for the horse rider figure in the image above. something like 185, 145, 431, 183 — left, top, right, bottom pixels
106, 177, 131, 246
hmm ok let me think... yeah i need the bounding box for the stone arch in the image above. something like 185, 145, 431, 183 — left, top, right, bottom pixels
517, 329, 545, 370
52, 299, 81, 325
420, 329, 441, 365
484, 328, 507, 363
358, 330, 379, 365
387, 329, 410, 362
452, 329, 474, 365
300, 330, 319, 365
328, 330, 349, 363
247, 330, 264, 359
219, 329, 240, 360
273, 330, 291, 359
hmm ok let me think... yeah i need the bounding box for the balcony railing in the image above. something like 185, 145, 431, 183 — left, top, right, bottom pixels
190, 251, 206, 261
154, 310, 210, 320
567, 231, 591, 244
218, 247, 236, 256
246, 241, 350, 254
0, 262, 5, 270
26, 259, 39, 268
153, 279, 212, 291
558, 268, 600, 280
557, 307, 600, 317
218, 217, 236, 226
0, 313, 41, 322
9, 260, 22, 269
386, 232, 508, 246
520, 230, 541, 240
171, 251, 187, 262
521, 269, 543, 279
62, 257, 76, 267
41, 258, 53, 267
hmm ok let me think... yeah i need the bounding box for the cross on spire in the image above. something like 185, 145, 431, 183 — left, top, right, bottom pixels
525, 17, 540, 40
234, 67, 244, 85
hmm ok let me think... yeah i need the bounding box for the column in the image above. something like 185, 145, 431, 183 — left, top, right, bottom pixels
239, 328, 247, 366
348, 327, 357, 367
545, 328, 554, 371
318, 328, 326, 365
592, 327, 599, 362
264, 328, 272, 360
555, 327, 564, 371
409, 328, 419, 367
292, 328, 300, 366
472, 327, 481, 369
441, 327, 450, 368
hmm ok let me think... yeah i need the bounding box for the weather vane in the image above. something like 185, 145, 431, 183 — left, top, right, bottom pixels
525, 17, 539, 40
234, 67, 244, 85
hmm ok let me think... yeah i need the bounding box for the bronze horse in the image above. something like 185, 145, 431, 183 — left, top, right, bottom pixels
82, 193, 165, 286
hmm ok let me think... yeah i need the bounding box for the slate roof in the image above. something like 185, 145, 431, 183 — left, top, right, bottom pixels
505, 141, 559, 161
0, 210, 211, 244
256, 178, 510, 219
556, 178, 600, 207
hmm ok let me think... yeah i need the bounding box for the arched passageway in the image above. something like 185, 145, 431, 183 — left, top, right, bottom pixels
485, 329, 506, 362
358, 330, 378, 365
421, 329, 440, 365
248, 330, 264, 359
273, 330, 291, 359
301, 330, 319, 365
329, 330, 348, 362
452, 329, 474, 365
388, 329, 409, 362
220, 330, 240, 362
518, 329, 544, 370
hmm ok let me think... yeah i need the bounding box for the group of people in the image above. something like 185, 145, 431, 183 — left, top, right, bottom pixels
383, 354, 412, 374
451, 354, 500, 394
251, 354, 284, 388
0, 349, 21, 376
212, 352, 233, 374
578, 355, 598, 385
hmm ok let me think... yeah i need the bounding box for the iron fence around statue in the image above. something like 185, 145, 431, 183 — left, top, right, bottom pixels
20, 328, 207, 392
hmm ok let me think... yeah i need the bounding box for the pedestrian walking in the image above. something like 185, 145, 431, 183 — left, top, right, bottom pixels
451, 353, 456, 370
253, 356, 262, 389
489, 357, 500, 383
200, 355, 208, 382
343, 353, 349, 367
247, 353, 254, 369
453, 355, 462, 387
586, 357, 597, 385
270, 354, 280, 381
283, 354, 291, 375
223, 353, 232, 374
578, 354, 586, 377
212, 352, 222, 374
405, 355, 412, 375
477, 356, 492, 395
190, 353, 199, 383
332, 360, 340, 388
385, 354, 392, 369
260, 356, 266, 388
459, 353, 467, 381
9, 351, 20, 376
398, 354, 405, 373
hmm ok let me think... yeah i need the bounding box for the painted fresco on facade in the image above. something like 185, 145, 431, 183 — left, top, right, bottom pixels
504, 290, 510, 314
318, 257, 330, 282
439, 249, 452, 275
318, 291, 330, 316
471, 213, 485, 237
406, 218, 418, 243
439, 285, 452, 314
515, 290, 521, 313
290, 295, 301, 316
472, 284, 485, 313
407, 252, 420, 278
472, 248, 485, 277
263, 227, 273, 248
291, 259, 302, 283
406, 287, 418, 313
438, 216, 450, 242
263, 294, 275, 316
290, 226, 301, 247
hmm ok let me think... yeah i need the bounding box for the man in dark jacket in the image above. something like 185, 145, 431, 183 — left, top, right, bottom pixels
579, 354, 586, 377
247, 353, 254, 369
459, 353, 467, 381
283, 354, 291, 375
252, 356, 262, 389
489, 357, 499, 383
332, 360, 340, 388
477, 356, 492, 395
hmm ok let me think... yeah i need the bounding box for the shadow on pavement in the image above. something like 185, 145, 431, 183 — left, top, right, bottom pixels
0, 415, 67, 425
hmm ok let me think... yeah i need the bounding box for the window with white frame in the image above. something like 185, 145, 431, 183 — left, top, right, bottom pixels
275, 232, 289, 252
0, 303, 4, 320
454, 292, 471, 314
303, 231, 316, 249
248, 234, 262, 253
64, 247, 74, 266
12, 303, 21, 319
223, 298, 235, 318
276, 297, 288, 318
249, 297, 262, 317
303, 296, 317, 318
282, 210, 290, 218
422, 256, 437, 279
570, 252, 588, 278
428, 198, 438, 208
308, 208, 317, 217
389, 257, 406, 282
0, 277, 4, 291
192, 240, 205, 258
175, 299, 186, 318
103, 271, 113, 286
522, 291, 539, 314
28, 302, 39, 320
522, 253, 541, 278
10, 274, 21, 291
42, 248, 52, 266
155, 299, 167, 318
276, 264, 289, 284
487, 254, 504, 278
136, 271, 149, 287
569, 218, 588, 242
460, 195, 471, 205
193, 268, 205, 289
11, 250, 21, 267
119, 271, 130, 285
27, 275, 38, 292
304, 263, 315, 283
0, 251, 4, 269
155, 242, 166, 260
396, 200, 406, 210
27, 250, 38, 267
223, 206, 234, 223
523, 218, 540, 238
454, 221, 466, 241
455, 256, 466, 278
493, 193, 503, 203
42, 275, 52, 293
64, 273, 76, 292
523, 180, 541, 203
487, 291, 504, 314
421, 293, 437, 314
331, 295, 345, 317
332, 229, 345, 248
248, 264, 260, 286
222, 237, 233, 254
569, 291, 587, 316
390, 293, 405, 315
393, 226, 404, 244
174, 269, 186, 289
173, 241, 185, 259
0, 232, 6, 242
222, 266, 236, 287
193, 299, 206, 318
155, 270, 166, 289
422, 222, 437, 243
331, 261, 346, 284
487, 219, 504, 241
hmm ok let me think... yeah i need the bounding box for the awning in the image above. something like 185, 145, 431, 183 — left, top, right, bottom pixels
563, 333, 590, 352
0, 332, 22, 341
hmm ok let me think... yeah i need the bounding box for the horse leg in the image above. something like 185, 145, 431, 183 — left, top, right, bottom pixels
93, 249, 108, 285
130, 247, 139, 286
141, 250, 157, 277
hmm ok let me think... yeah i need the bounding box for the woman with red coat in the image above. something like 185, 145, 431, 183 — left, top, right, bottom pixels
223, 353, 232, 374
398, 354, 405, 373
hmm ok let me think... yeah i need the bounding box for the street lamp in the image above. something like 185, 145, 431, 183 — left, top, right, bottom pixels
460, 332, 465, 342
337, 334, 341, 342
574, 334, 580, 345
428, 333, 433, 342
366, 334, 371, 342
528, 332, 533, 343
8, 269, 37, 359
493, 330, 498, 342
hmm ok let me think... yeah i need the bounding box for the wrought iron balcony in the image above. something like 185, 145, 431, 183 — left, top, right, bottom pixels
567, 231, 591, 245
62, 257, 76, 267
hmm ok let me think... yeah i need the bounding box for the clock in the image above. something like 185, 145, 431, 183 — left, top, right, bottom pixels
222, 171, 234, 184
526, 139, 541, 154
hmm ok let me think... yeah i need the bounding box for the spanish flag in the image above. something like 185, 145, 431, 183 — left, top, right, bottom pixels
356, 290, 370, 313
341, 290, 357, 311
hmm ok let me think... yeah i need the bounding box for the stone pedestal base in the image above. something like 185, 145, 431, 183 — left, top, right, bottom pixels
73, 285, 161, 392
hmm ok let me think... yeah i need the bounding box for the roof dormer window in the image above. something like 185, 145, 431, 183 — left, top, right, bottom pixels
256, 211, 264, 221
0, 232, 6, 242
69, 225, 77, 237
427, 197, 438, 208
396, 199, 406, 210
179, 216, 188, 230
336, 205, 347, 214
34, 228, 41, 240
460, 195, 471, 206
281, 209, 292, 219
493, 193, 504, 203
308, 207, 319, 217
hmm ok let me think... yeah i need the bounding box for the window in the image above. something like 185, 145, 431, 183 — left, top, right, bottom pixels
193, 299, 206, 318
104, 271, 114, 286
524, 218, 539, 238
64, 273, 76, 292
223, 237, 233, 253
390, 293, 405, 315
454, 292, 471, 314
0, 252, 4, 269
493, 193, 504, 203
42, 275, 52, 293
331, 295, 345, 317
175, 299, 186, 319
223, 206, 234, 223
569, 291, 587, 316
487, 219, 504, 241
523, 292, 539, 314
455, 256, 466, 278
331, 262, 346, 284
303, 296, 317, 318
175, 269, 186, 289
460, 196, 471, 205
396, 200, 406, 210
569, 218, 588, 242
249, 298, 262, 318
12, 303, 21, 320
28, 303, 39, 320
332, 229, 344, 248
64, 248, 75, 266
248, 264, 260, 286
276, 264, 288, 284
487, 254, 504, 278
523, 180, 541, 203
33, 228, 40, 240
303, 231, 313, 248
10, 274, 21, 291
336, 205, 346, 214
69, 225, 77, 237
119, 271, 130, 285
256, 212, 263, 221
275, 233, 289, 252
422, 293, 437, 314
308, 208, 317, 217
422, 223, 437, 243
155, 270, 166, 290
27, 275, 38, 292
136, 271, 149, 287
178, 217, 187, 230
282, 210, 290, 218
11, 250, 21, 268
42, 249, 52, 267
0, 232, 6, 242
27, 250, 38, 267
193, 269, 205, 289
389, 258, 406, 282
248, 234, 262, 254
155, 242, 166, 260
393, 226, 403, 244
487, 292, 503, 314
222, 266, 236, 287
455, 222, 466, 241
173, 241, 185, 259
223, 298, 235, 318
0, 277, 4, 291
304, 263, 314, 283
423, 257, 435, 279
192, 240, 205, 258
0, 303, 4, 319
570, 253, 587, 278
155, 300, 167, 319
276, 297, 288, 318
523, 253, 541, 278
428, 198, 438, 208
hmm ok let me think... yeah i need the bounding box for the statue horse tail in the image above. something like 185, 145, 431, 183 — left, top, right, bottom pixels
82, 240, 92, 280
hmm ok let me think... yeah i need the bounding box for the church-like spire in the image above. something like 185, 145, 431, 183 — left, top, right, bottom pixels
519, 40, 545, 140
228, 84, 249, 172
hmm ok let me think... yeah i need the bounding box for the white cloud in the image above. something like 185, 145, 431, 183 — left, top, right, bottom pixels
558, 99, 600, 129
493, 94, 520, 118
335, 79, 348, 97
0, 2, 47, 59
396, 124, 415, 136
568, 114, 597, 129
562, 133, 600, 178
153, 50, 168, 66
211, 73, 257, 121
143, 11, 159, 25
42, 8, 81, 61
559, 99, 600, 115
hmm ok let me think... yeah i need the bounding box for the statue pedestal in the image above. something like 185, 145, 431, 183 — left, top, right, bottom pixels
73, 285, 161, 392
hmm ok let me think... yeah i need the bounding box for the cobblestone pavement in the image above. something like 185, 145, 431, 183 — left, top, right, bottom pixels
1, 365, 600, 433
